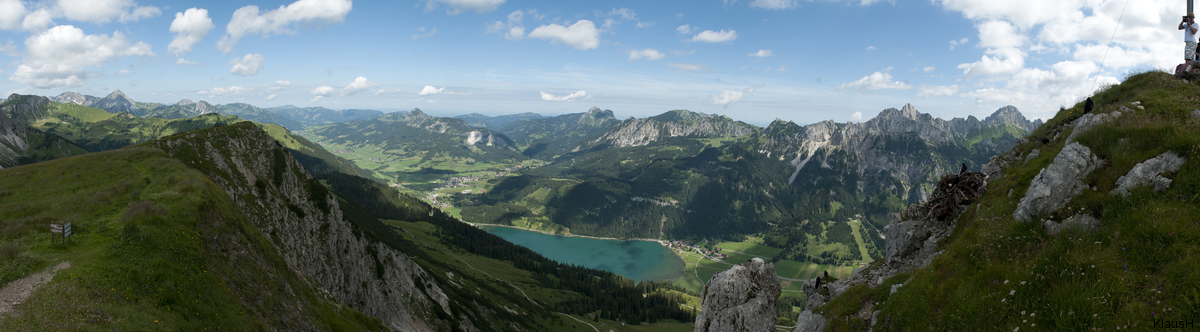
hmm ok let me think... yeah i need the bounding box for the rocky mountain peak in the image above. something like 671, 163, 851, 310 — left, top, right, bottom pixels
694, 258, 780, 332
982, 105, 1037, 131
581, 107, 614, 121
177, 99, 195, 106
106, 90, 128, 99
93, 90, 141, 115
51, 91, 98, 106
410, 108, 425, 116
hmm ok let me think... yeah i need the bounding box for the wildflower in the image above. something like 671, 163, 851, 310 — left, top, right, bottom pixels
1004, 280, 1009, 284
1010, 290, 1016, 295
1020, 281, 1026, 285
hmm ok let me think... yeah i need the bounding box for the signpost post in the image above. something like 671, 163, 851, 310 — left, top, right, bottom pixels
50, 221, 72, 245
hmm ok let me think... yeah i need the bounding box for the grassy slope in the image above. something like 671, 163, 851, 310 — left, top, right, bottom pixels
822, 71, 1200, 331
0, 148, 382, 331
29, 102, 242, 152
256, 122, 377, 181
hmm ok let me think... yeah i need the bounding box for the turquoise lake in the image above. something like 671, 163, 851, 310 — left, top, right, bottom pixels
481, 226, 685, 281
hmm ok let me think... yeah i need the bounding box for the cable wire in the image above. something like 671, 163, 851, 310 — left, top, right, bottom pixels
1091, 0, 1131, 94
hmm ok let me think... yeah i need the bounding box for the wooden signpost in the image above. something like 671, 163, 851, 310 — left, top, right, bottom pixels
51, 221, 72, 245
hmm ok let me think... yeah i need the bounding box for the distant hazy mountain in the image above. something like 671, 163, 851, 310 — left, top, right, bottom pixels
454, 112, 545, 129
306, 108, 522, 165
90, 90, 142, 116
497, 107, 620, 158
51, 91, 101, 107
142, 99, 220, 119
267, 105, 382, 128
215, 103, 304, 130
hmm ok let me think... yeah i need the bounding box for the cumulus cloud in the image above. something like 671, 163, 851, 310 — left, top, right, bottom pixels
748, 49, 772, 57
10, 25, 154, 88
22, 9, 54, 31
267, 93, 276, 100
374, 88, 403, 95
539, 90, 586, 102
217, 0, 353, 54
0, 0, 26, 30
948, 37, 968, 49
340, 76, 379, 96
750, 0, 797, 10
169, 8, 213, 56
116, 69, 132, 75
710, 83, 763, 106
310, 85, 334, 101
923, 66, 935, 72
418, 86, 445, 96
916, 84, 959, 97
200, 86, 248, 97
529, 20, 599, 50
837, 69, 912, 91
486, 10, 538, 41
412, 26, 436, 39
629, 48, 665, 61
668, 63, 707, 71
229, 53, 264, 76
692, 29, 737, 43
422, 0, 505, 14
675, 24, 691, 34
174, 58, 201, 66
849, 111, 863, 122
57, 0, 159, 24
866, 46, 877, 51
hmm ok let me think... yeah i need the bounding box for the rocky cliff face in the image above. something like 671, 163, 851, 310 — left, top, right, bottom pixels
758, 104, 1039, 206
0, 95, 88, 168
694, 258, 781, 332
146, 122, 473, 332
92, 90, 141, 115
592, 109, 755, 148
51, 91, 100, 106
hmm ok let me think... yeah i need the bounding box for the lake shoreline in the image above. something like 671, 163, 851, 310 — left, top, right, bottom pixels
468, 222, 669, 247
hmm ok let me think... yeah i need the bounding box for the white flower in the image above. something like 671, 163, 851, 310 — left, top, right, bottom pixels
1010, 290, 1016, 295
1020, 281, 1026, 285
1021, 311, 1026, 315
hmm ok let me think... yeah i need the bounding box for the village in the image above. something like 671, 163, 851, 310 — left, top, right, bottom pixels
664, 239, 728, 262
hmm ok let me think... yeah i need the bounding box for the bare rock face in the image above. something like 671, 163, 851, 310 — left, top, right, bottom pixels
465, 130, 513, 149
695, 258, 781, 332
1013, 143, 1102, 222
1110, 151, 1186, 197
792, 310, 827, 332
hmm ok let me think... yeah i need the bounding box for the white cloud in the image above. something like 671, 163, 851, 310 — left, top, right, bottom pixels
529, 20, 599, 50
675, 24, 691, 34
374, 88, 402, 95
629, 48, 665, 61
710, 83, 763, 106
609, 8, 637, 20
117, 69, 132, 75
748, 49, 772, 57
310, 85, 335, 97
22, 9, 55, 31
217, 0, 353, 54
668, 63, 707, 71
692, 29, 737, 43
201, 86, 248, 97
916, 84, 959, 97
487, 10, 540, 41
311, 96, 324, 102
418, 86, 445, 96
0, 0, 25, 30
866, 46, 876, 51
57, 0, 159, 24
422, 0, 505, 14
229, 53, 264, 76
275, 80, 293, 87
412, 26, 437, 39
949, 37, 968, 50
540, 90, 586, 102
10, 25, 154, 89
266, 93, 276, 100
849, 111, 862, 122
750, 0, 797, 10
923, 66, 935, 72
636, 21, 654, 28
340, 76, 379, 96
168, 8, 213, 56
837, 69, 912, 91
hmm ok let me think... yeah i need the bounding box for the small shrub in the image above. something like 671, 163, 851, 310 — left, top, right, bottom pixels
0, 242, 20, 260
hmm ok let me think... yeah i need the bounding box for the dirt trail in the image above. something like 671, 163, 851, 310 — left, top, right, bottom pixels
0, 261, 70, 318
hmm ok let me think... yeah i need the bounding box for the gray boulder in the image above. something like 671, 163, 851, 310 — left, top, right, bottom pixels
1065, 107, 1129, 144
1013, 143, 1102, 222
793, 310, 827, 332
1024, 149, 1040, 164
1110, 151, 1186, 197
1043, 214, 1101, 235
695, 258, 781, 332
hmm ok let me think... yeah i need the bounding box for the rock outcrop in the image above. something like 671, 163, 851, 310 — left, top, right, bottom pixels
694, 258, 781, 332
465, 130, 513, 148
146, 122, 474, 332
1043, 214, 1100, 235
51, 91, 99, 106
1110, 151, 1186, 197
593, 109, 755, 148
793, 310, 827, 332
91, 90, 141, 116
1013, 143, 1102, 222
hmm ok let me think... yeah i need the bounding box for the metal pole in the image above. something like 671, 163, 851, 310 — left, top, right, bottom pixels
1191, 0, 1195, 15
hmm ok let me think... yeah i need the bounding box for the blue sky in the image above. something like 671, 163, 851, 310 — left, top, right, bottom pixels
0, 0, 1186, 125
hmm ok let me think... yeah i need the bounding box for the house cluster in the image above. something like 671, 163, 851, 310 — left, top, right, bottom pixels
665, 240, 728, 261
432, 175, 483, 192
